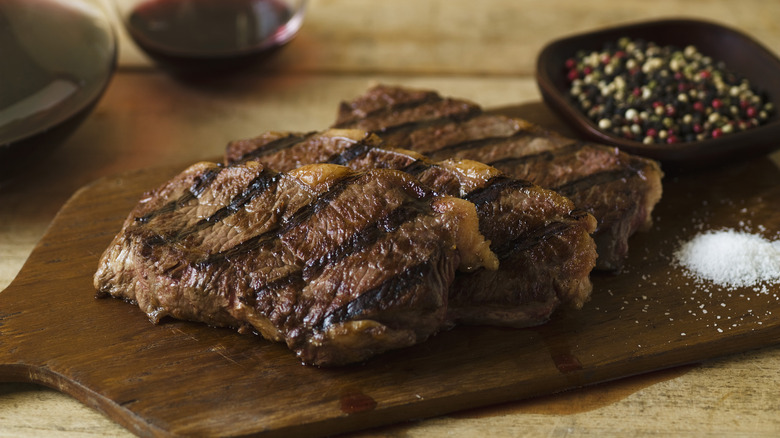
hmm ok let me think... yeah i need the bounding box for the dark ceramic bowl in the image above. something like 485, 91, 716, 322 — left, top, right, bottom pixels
536, 18, 780, 170
0, 0, 116, 183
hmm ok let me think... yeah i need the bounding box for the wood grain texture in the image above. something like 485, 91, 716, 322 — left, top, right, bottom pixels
3, 0, 780, 435
1, 143, 779, 436
1, 78, 779, 437
113, 0, 780, 76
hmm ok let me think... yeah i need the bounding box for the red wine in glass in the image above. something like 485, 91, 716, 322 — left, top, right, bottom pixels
122, 0, 305, 73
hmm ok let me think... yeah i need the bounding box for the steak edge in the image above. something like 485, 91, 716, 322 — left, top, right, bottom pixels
94, 161, 496, 366
332, 84, 664, 271
226, 129, 598, 328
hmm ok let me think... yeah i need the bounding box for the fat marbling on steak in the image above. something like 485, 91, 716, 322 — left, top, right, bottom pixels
225, 129, 598, 327
331, 85, 664, 271
94, 161, 497, 366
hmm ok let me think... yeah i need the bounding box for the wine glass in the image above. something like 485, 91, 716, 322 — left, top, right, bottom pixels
0, 0, 117, 184
111, 0, 308, 74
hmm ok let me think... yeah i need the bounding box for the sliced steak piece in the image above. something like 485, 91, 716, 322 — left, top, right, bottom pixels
334, 85, 482, 132
332, 85, 664, 271
226, 129, 598, 327
94, 161, 497, 366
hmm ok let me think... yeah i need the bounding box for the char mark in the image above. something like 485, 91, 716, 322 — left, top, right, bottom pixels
463, 176, 532, 206
303, 200, 430, 279
372, 105, 482, 136
333, 93, 444, 129
492, 220, 575, 260
434, 132, 530, 156
316, 262, 430, 330
325, 136, 375, 166
199, 230, 280, 267
485, 141, 586, 168
235, 132, 315, 164
141, 168, 281, 247
399, 159, 433, 176
201, 172, 367, 266
245, 271, 306, 308
135, 165, 225, 224
552, 168, 637, 197
202, 168, 280, 225
280, 173, 365, 233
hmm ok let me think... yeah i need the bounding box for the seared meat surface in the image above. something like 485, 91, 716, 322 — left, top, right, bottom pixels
226, 129, 598, 327
94, 161, 496, 366
94, 84, 658, 365
332, 85, 664, 271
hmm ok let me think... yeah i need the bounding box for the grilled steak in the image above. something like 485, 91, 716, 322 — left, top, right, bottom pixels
226, 129, 598, 327
332, 85, 664, 271
94, 161, 497, 366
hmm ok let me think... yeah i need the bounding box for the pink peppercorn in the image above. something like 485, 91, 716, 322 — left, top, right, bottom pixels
564, 38, 773, 144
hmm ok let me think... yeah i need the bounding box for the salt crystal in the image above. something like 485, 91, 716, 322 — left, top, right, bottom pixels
674, 229, 780, 288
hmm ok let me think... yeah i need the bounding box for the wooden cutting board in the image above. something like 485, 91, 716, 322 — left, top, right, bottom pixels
1, 154, 780, 437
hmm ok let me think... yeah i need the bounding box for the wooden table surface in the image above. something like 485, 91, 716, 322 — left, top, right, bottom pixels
2, 0, 779, 436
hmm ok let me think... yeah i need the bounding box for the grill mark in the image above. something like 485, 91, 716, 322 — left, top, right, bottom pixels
486, 141, 587, 168
324, 136, 375, 166
245, 187, 434, 310
177, 168, 281, 241
280, 173, 365, 233
201, 172, 366, 265
430, 131, 531, 157
372, 104, 482, 136
327, 139, 433, 177
198, 231, 280, 267
399, 158, 433, 177
140, 168, 281, 247
302, 200, 430, 280
234, 132, 315, 164
203, 168, 280, 225
316, 262, 430, 330
244, 271, 305, 308
464, 176, 532, 206
333, 93, 444, 128
553, 168, 638, 197
492, 220, 575, 260
135, 165, 224, 224
191, 166, 226, 197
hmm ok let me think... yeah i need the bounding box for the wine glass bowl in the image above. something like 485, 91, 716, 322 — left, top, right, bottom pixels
0, 0, 117, 184
112, 0, 308, 74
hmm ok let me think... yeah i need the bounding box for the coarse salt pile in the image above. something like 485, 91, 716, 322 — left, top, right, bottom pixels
674, 229, 780, 289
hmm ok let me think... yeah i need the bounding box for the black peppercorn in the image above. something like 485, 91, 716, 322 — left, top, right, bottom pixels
565, 38, 774, 143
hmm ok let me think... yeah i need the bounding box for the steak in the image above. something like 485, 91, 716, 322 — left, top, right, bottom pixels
226, 129, 598, 327
94, 161, 497, 366
332, 85, 664, 271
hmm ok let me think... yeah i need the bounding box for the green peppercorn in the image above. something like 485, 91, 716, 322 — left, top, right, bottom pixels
565, 37, 774, 143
